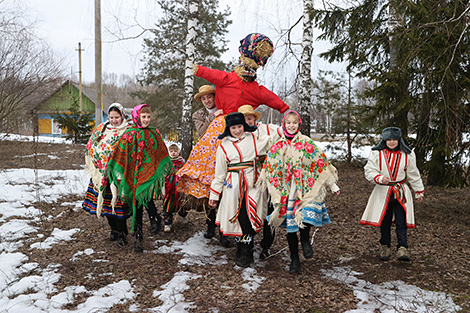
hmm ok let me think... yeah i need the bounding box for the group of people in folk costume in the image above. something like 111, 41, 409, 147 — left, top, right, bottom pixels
82, 33, 425, 274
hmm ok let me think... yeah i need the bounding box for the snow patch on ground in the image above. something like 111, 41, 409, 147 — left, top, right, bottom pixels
151, 272, 201, 313
321, 266, 462, 313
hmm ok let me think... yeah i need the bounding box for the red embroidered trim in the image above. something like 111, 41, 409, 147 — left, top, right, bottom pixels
210, 188, 220, 196
374, 175, 381, 184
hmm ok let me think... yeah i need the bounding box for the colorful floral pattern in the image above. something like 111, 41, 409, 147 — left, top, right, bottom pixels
264, 132, 336, 226
238, 33, 274, 66
107, 127, 174, 228
86, 122, 129, 181
176, 115, 225, 200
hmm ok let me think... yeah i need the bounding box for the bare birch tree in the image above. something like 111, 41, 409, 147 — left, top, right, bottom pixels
299, 0, 314, 135
181, 0, 200, 159
0, 3, 63, 135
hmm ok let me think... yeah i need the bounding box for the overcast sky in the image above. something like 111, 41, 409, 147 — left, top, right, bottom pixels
18, 0, 345, 88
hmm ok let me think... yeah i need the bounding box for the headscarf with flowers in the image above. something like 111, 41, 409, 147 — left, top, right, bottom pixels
107, 117, 174, 230
85, 103, 129, 216
282, 110, 302, 140
239, 33, 274, 67
263, 131, 338, 228
131, 104, 148, 128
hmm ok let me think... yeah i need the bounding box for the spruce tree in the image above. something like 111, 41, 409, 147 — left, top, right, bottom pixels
51, 102, 94, 144
311, 0, 470, 186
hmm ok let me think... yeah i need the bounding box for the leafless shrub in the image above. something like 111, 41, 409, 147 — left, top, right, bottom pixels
0, 1, 64, 135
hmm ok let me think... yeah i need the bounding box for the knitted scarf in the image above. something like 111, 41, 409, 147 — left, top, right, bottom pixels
85, 118, 129, 216
263, 132, 338, 228
107, 127, 174, 228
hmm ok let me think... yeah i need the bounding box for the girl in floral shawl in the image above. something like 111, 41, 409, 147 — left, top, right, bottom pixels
82, 103, 131, 246
107, 104, 174, 253
264, 110, 340, 273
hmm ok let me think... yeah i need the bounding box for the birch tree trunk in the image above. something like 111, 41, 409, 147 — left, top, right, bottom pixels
299, 0, 314, 136
180, 0, 199, 160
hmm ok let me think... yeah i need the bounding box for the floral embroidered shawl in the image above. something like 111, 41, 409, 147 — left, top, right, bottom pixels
107, 127, 174, 229
264, 132, 338, 227
85, 104, 129, 216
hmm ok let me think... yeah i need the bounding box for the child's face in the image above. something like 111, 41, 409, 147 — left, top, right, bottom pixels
108, 111, 123, 127
229, 124, 244, 139
386, 139, 399, 150
284, 115, 299, 135
244, 114, 256, 126
140, 112, 151, 128
169, 148, 179, 158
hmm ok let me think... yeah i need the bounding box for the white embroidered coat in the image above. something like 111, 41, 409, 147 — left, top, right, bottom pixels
209, 131, 271, 236
253, 122, 282, 143
253, 122, 282, 215
361, 149, 424, 228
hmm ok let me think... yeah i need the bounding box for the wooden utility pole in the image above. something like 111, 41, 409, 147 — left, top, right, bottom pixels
94, 0, 103, 125
76, 42, 84, 111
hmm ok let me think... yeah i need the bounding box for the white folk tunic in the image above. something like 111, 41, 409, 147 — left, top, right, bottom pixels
361, 149, 424, 228
209, 131, 271, 236
253, 122, 282, 143
253, 122, 282, 214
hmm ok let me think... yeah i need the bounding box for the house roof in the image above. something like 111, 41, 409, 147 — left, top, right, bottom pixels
69, 81, 112, 113
35, 80, 112, 113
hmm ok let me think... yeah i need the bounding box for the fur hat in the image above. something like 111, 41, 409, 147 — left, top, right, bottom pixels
194, 85, 215, 102
372, 127, 411, 153
238, 105, 262, 121
218, 112, 257, 139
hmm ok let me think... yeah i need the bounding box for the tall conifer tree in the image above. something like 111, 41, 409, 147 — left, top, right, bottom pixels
138, 0, 231, 155
311, 0, 470, 186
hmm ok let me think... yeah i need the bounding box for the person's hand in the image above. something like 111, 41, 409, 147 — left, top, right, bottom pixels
382, 176, 390, 184
208, 199, 218, 208
192, 63, 199, 75
416, 192, 424, 203
214, 109, 224, 117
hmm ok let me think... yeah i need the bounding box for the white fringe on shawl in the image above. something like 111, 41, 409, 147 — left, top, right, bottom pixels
266, 164, 338, 229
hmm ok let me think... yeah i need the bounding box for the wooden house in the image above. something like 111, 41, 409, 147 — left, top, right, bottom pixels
32, 80, 112, 137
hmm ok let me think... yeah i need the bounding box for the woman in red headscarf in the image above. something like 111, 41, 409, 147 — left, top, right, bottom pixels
107, 104, 174, 252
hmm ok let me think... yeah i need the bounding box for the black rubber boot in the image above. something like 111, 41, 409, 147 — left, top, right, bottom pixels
289, 253, 300, 273
204, 209, 216, 239
300, 225, 313, 259
259, 222, 274, 260
219, 231, 231, 247
110, 230, 119, 241
287, 232, 300, 273
236, 235, 254, 267
235, 242, 243, 262
260, 201, 275, 260
259, 248, 270, 260
150, 214, 162, 235
117, 232, 128, 246
236, 244, 253, 268
134, 229, 144, 253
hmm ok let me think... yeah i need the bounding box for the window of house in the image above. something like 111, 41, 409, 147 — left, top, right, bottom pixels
52, 119, 62, 135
